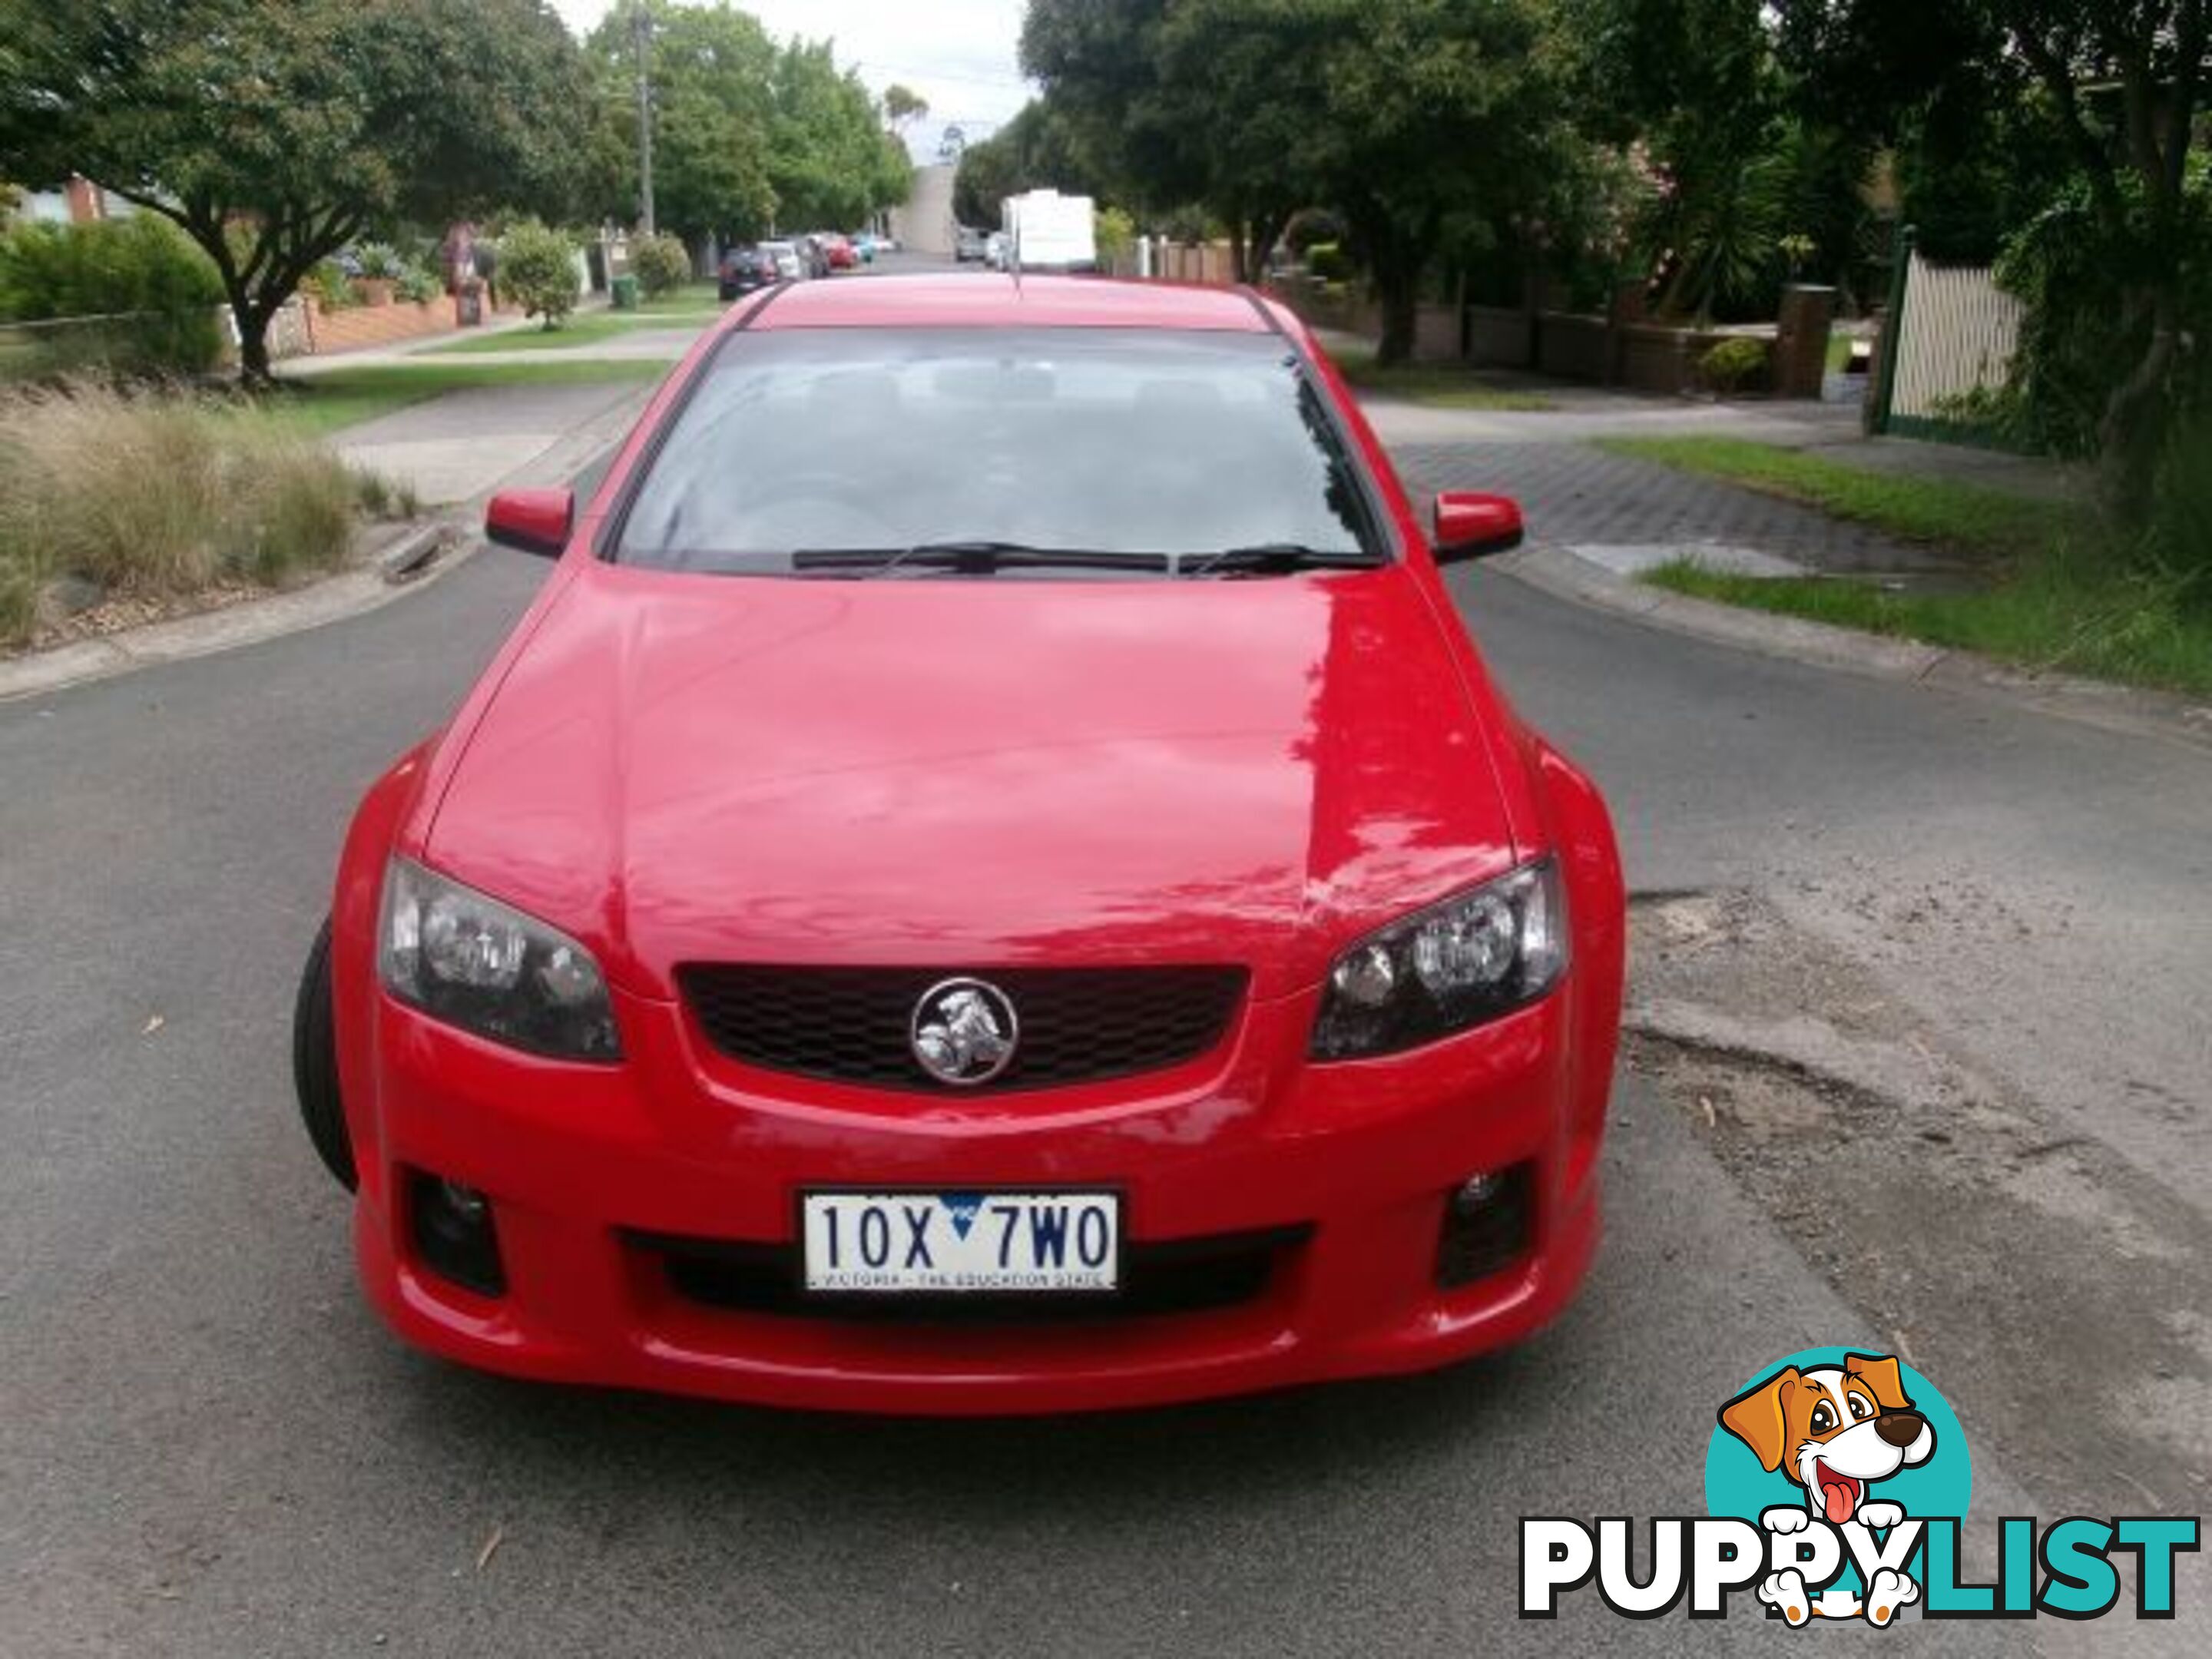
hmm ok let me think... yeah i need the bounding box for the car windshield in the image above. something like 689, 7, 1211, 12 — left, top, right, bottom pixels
614, 328, 1385, 573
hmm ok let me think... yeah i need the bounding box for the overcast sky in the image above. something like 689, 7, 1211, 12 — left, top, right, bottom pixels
548, 1, 1035, 154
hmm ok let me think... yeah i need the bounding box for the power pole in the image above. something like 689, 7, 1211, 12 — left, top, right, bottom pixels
632, 2, 656, 236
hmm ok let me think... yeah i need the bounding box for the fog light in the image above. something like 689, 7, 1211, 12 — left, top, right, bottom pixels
409, 1170, 505, 1297
439, 1178, 487, 1223
1435, 1162, 1533, 1289
1452, 1171, 1505, 1216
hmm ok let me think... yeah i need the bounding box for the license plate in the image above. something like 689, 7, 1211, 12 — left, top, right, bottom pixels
801, 1190, 1120, 1293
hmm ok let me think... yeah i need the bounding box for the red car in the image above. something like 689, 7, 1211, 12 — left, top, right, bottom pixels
293, 275, 1624, 1414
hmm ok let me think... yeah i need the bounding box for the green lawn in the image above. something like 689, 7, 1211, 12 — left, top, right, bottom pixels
254, 358, 671, 437
1608, 435, 2212, 695
635, 283, 725, 316
426, 310, 710, 355
1647, 556, 2212, 696
1594, 435, 2077, 557
1330, 343, 1557, 412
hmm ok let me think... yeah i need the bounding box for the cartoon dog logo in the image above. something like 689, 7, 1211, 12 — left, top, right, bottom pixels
1717, 1353, 1936, 1627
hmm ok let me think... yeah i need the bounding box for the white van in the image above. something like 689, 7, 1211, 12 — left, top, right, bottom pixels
1000, 189, 1097, 273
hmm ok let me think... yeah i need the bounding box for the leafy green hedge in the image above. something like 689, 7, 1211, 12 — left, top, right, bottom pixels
631, 233, 693, 298
0, 215, 226, 378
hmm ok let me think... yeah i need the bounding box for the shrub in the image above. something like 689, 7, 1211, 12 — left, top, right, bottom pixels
1699, 336, 1770, 396
394, 263, 445, 306
353, 242, 405, 280
1284, 208, 1349, 256
0, 215, 224, 378
1094, 206, 1135, 272
1306, 240, 1355, 283
498, 220, 580, 327
631, 233, 693, 298
0, 214, 222, 320
305, 260, 358, 311
0, 381, 358, 644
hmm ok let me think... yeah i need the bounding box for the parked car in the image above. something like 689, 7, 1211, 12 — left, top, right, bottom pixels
820, 233, 857, 271
717, 246, 777, 300
984, 231, 1010, 271
294, 273, 1624, 1414
758, 239, 803, 281
954, 224, 987, 262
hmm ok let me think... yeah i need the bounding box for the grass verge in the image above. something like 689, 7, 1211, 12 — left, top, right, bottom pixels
636, 283, 724, 316
1, 381, 385, 646
1594, 435, 2082, 556
1646, 558, 2212, 696
1611, 437, 2212, 695
426, 310, 712, 355
1330, 343, 1556, 412
255, 357, 670, 437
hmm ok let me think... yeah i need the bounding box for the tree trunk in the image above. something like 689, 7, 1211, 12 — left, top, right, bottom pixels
1245, 212, 1286, 285
2098, 285, 2181, 520
231, 293, 274, 388
1374, 251, 1419, 366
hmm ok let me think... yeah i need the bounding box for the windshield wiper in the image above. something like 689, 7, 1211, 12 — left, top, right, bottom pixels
1178, 543, 1385, 578
790, 541, 1172, 578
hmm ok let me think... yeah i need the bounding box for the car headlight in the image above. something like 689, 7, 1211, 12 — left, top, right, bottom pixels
378, 858, 621, 1061
1311, 857, 1567, 1060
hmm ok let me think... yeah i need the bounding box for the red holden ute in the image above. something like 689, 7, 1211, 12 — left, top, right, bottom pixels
293, 274, 1624, 1413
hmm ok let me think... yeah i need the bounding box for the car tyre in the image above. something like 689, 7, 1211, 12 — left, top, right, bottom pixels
292, 917, 358, 1191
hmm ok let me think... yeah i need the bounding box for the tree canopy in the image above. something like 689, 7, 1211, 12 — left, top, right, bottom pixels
884, 84, 930, 133
952, 102, 1098, 229
582, 4, 909, 246
0, 0, 590, 381
1776, 0, 2212, 498
1022, 0, 1575, 359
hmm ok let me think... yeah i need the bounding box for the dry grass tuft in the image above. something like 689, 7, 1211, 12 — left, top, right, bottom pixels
0, 380, 362, 645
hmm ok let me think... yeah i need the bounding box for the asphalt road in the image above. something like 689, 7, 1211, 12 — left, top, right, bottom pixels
4, 454, 2207, 1651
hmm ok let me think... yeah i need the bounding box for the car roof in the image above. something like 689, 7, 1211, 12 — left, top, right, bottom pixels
747, 274, 1274, 333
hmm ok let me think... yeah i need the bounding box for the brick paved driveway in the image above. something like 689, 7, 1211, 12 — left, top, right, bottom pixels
1389, 441, 1969, 575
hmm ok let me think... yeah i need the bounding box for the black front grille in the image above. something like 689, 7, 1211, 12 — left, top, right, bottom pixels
677, 964, 1247, 1092
631, 1224, 1309, 1323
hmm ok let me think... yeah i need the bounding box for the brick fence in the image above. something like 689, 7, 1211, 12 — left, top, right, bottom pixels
303, 293, 521, 355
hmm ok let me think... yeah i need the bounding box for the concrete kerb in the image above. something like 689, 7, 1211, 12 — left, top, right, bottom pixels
1495, 542, 2212, 755
0, 380, 658, 705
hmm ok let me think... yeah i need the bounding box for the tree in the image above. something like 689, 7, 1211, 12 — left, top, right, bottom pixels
582, 1, 777, 253
1024, 0, 1574, 359
952, 101, 1097, 228
769, 40, 912, 230
0, 0, 588, 384
1564, 0, 1804, 320
1021, 0, 1205, 216
1153, 0, 1335, 281
884, 84, 930, 134
1778, 1, 2212, 508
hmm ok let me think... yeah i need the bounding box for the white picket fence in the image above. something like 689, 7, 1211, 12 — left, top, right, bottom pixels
1887, 250, 2023, 428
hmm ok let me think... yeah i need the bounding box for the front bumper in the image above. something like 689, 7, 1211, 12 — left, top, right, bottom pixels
344, 978, 1604, 1413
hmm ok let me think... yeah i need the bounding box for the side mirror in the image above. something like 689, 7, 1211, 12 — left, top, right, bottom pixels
1432, 491, 1525, 564
484, 488, 573, 558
